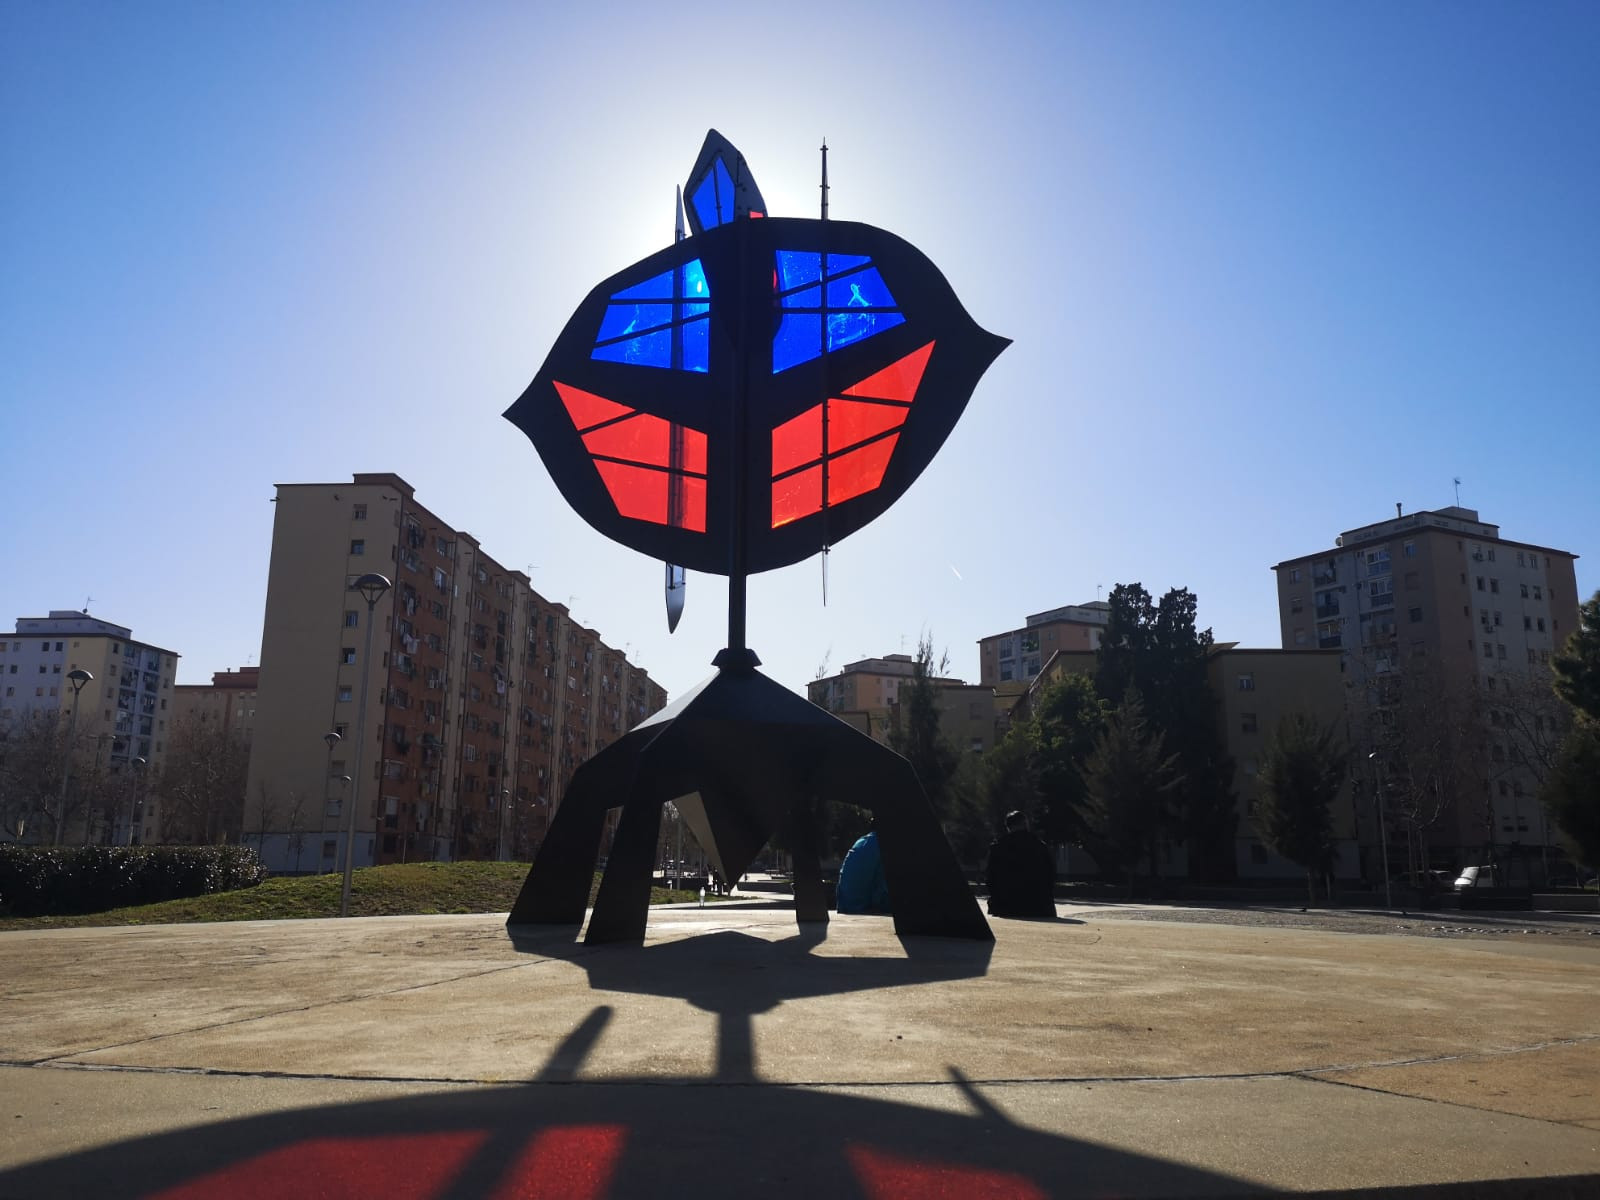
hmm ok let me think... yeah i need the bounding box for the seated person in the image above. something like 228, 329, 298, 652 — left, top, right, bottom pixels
835, 829, 890, 914
985, 811, 1056, 918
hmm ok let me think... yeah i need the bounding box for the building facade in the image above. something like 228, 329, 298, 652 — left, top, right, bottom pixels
808, 654, 1001, 755
244, 473, 667, 875
977, 602, 1109, 686
1273, 506, 1581, 878
0, 611, 179, 844
172, 667, 260, 747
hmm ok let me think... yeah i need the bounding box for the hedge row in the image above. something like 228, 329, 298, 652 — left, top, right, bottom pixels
0, 844, 267, 917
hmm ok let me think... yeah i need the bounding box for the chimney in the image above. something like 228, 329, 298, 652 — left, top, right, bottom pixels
1396, 502, 1403, 518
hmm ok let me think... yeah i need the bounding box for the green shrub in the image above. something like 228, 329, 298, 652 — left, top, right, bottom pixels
0, 844, 266, 917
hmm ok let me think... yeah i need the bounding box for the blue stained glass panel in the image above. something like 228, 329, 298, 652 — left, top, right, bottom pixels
776, 251, 822, 291
681, 316, 710, 372
772, 313, 822, 372
692, 171, 721, 231
592, 328, 672, 368
613, 271, 673, 301
827, 310, 905, 353
597, 303, 672, 342
681, 259, 709, 299
781, 285, 821, 310
826, 267, 897, 310
824, 253, 870, 275
683, 302, 710, 319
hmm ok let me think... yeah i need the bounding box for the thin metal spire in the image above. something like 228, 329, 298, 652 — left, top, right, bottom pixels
820, 138, 829, 221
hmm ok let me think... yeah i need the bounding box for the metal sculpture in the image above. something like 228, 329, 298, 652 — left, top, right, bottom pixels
505, 131, 1007, 942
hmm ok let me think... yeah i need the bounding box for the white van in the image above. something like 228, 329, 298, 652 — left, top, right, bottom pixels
1453, 866, 1497, 891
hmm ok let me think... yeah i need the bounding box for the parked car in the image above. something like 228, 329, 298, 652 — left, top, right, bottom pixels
1453, 866, 1497, 891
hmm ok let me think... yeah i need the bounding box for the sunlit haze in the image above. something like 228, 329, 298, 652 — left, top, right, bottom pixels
4, 1, 1596, 698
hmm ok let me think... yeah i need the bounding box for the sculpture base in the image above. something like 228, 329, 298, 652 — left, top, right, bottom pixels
506, 664, 991, 944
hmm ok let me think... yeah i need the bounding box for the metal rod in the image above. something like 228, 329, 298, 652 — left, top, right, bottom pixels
342, 595, 382, 917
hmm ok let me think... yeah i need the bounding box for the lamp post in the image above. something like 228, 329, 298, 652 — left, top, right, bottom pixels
55, 669, 94, 845
342, 573, 391, 918
84, 733, 114, 845
1367, 751, 1393, 911
125, 756, 147, 845
497, 789, 511, 862
322, 731, 341, 872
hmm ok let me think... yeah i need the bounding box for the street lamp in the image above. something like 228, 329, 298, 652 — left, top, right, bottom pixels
125, 756, 147, 845
56, 669, 94, 845
342, 572, 391, 918
1368, 752, 1393, 911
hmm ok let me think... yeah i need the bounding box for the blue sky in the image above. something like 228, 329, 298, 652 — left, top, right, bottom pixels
3, 1, 1596, 698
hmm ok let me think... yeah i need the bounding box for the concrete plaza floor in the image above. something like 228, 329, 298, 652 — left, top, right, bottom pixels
0, 900, 1596, 1197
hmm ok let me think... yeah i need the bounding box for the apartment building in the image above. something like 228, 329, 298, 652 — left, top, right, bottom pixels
808, 654, 1001, 754
1019, 644, 1351, 878
0, 611, 179, 844
173, 666, 260, 746
1273, 506, 1580, 876
244, 473, 667, 875
977, 602, 1109, 686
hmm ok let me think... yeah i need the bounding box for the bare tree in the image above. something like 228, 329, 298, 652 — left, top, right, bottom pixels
158, 714, 249, 844
0, 711, 65, 842
285, 789, 308, 872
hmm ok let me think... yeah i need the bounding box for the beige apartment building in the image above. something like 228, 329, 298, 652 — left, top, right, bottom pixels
1017, 644, 1352, 879
977, 602, 1109, 686
0, 611, 179, 844
1273, 506, 1580, 879
808, 654, 1001, 754
173, 666, 260, 746
245, 473, 667, 875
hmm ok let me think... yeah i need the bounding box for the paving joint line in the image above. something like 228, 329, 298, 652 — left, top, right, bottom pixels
17, 954, 572, 1067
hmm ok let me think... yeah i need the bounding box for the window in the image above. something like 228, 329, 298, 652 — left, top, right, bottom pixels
340, 648, 357, 665
1403, 540, 1416, 557
1237, 674, 1255, 691
1493, 611, 1502, 627
1484, 643, 1494, 659
1520, 583, 1529, 599
1497, 644, 1507, 660
1294, 629, 1308, 646
1476, 576, 1485, 591
1240, 712, 1258, 734
338, 686, 353, 702
1537, 618, 1546, 632
1487, 548, 1496, 562
350, 539, 365, 556
1524, 616, 1532, 631
1533, 585, 1542, 601
1409, 607, 1423, 623
1289, 568, 1301, 583
1290, 596, 1304, 614
1490, 578, 1499, 594
353, 504, 367, 520
344, 610, 359, 628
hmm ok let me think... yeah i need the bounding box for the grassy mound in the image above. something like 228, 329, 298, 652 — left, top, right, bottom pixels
0, 861, 719, 931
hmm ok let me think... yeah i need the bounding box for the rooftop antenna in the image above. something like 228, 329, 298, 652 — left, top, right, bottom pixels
819, 136, 831, 605
1453, 476, 1462, 506
82, 595, 93, 614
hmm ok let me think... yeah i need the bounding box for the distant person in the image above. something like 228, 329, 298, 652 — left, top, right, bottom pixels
836, 829, 891, 914
985, 811, 1056, 918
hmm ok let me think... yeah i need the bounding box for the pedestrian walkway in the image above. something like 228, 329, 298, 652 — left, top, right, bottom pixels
1, 905, 1596, 1197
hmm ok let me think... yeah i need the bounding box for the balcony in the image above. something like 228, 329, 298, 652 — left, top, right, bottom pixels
1315, 605, 1340, 620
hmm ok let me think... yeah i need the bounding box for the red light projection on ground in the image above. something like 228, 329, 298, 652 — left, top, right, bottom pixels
556, 381, 708, 532
769, 341, 935, 528
145, 1126, 630, 1200
147, 1131, 489, 1200
490, 1125, 627, 1200
846, 1145, 1048, 1200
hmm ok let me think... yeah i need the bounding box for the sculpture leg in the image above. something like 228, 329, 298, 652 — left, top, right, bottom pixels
584, 791, 665, 944
787, 793, 830, 925
507, 769, 611, 926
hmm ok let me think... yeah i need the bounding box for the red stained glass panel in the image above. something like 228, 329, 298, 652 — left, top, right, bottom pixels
680, 427, 708, 475
842, 341, 936, 403
594, 461, 668, 525
827, 399, 907, 452
672, 473, 708, 532
828, 434, 898, 506
582, 413, 671, 466
772, 464, 823, 527
554, 381, 635, 430
771, 405, 823, 476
